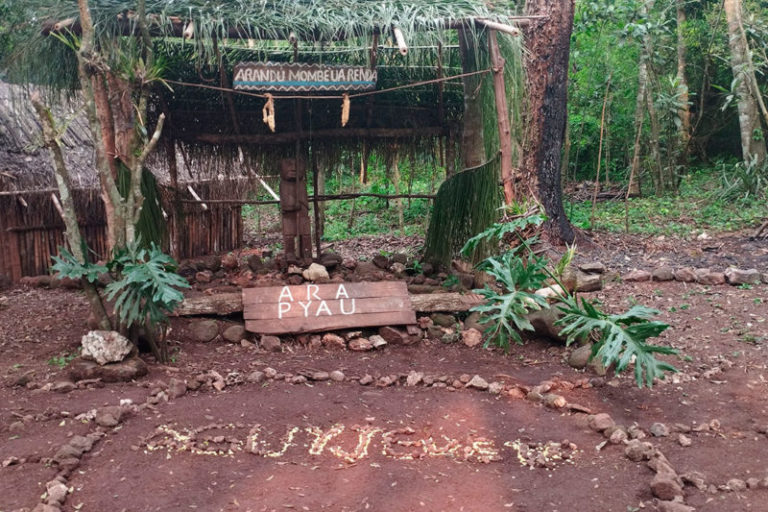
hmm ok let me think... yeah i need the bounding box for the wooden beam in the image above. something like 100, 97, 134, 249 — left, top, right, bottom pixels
187, 127, 446, 146
476, 19, 521, 37
174, 291, 484, 316
488, 30, 516, 205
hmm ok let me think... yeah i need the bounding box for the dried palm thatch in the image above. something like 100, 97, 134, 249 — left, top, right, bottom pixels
0, 82, 96, 192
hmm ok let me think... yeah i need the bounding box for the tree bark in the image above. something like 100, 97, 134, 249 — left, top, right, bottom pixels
31, 94, 111, 330
522, 0, 575, 244
724, 0, 767, 165
675, 0, 692, 163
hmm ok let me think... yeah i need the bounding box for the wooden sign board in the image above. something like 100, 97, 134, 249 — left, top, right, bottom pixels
243, 281, 415, 335
233, 62, 377, 92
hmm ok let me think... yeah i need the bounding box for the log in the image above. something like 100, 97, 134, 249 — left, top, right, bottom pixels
173, 291, 485, 316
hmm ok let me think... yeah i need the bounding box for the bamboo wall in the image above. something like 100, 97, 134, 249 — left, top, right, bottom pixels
0, 186, 242, 282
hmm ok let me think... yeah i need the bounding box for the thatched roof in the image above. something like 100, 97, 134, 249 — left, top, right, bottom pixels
0, 82, 97, 192
3, 1, 525, 186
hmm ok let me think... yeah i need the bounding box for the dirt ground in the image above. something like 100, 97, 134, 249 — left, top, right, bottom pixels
1, 231, 767, 512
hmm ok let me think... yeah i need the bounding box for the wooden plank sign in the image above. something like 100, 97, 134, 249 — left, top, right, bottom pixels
243, 281, 415, 334
233, 62, 377, 92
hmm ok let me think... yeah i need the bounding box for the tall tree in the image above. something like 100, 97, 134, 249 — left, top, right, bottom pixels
522, 0, 575, 244
675, 0, 692, 159
724, 0, 767, 165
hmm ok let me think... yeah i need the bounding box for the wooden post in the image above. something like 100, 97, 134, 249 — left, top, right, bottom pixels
488, 30, 515, 205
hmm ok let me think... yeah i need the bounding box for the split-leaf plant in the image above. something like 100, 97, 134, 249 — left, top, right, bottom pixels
462, 212, 678, 388
52, 239, 189, 363
105, 240, 190, 363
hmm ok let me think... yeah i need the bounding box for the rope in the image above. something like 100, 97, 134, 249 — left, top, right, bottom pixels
162, 68, 490, 102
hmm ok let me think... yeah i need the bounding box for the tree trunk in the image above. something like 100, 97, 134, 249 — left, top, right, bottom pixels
522, 0, 575, 244
458, 28, 486, 169
675, 0, 692, 164
724, 0, 767, 165
31, 94, 112, 331
627, 33, 649, 198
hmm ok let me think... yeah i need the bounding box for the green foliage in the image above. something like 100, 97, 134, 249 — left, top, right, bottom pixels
717, 157, 768, 201
105, 240, 190, 329
460, 214, 546, 258
471, 251, 549, 351
556, 299, 678, 388
568, 171, 766, 236
51, 248, 107, 283
47, 351, 77, 367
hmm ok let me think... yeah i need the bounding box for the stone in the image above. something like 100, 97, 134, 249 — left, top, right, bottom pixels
431, 313, 457, 328
652, 266, 675, 281
168, 378, 187, 399
544, 393, 567, 409
190, 320, 219, 343
650, 422, 670, 437
51, 381, 76, 394
341, 257, 357, 270
246, 371, 265, 384
263, 367, 277, 379
624, 269, 652, 282
389, 262, 407, 277
67, 435, 95, 454
746, 477, 760, 490
569, 345, 593, 369
329, 370, 345, 382
461, 328, 483, 348
698, 270, 725, 285
33, 505, 60, 512
303, 263, 330, 282
657, 502, 695, 512
588, 357, 607, 377
406, 371, 424, 386
202, 255, 222, 272
359, 374, 374, 386
321, 333, 346, 350
725, 267, 761, 286
726, 478, 747, 492
464, 312, 486, 332
222, 324, 246, 343
221, 253, 239, 271
526, 308, 566, 343
195, 270, 213, 283
677, 434, 692, 447
488, 382, 504, 395
440, 331, 460, 344
69, 356, 147, 383
372, 254, 390, 269
95, 405, 124, 428
392, 253, 408, 265
260, 335, 282, 352
319, 252, 343, 270
575, 272, 602, 292
680, 471, 707, 490
588, 413, 615, 432
369, 334, 388, 349
81, 330, 133, 365
535, 285, 565, 300
311, 371, 330, 381
457, 272, 475, 290
608, 428, 628, 444
378, 326, 418, 345
466, 375, 489, 390
674, 267, 697, 282
45, 480, 69, 504
651, 474, 684, 500
291, 375, 307, 385
624, 440, 654, 462
578, 261, 606, 274
348, 338, 373, 351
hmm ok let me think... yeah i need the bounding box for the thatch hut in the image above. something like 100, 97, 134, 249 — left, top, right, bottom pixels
1, 0, 530, 282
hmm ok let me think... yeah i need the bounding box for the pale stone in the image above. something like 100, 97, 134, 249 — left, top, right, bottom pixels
302, 263, 330, 281
81, 331, 133, 365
